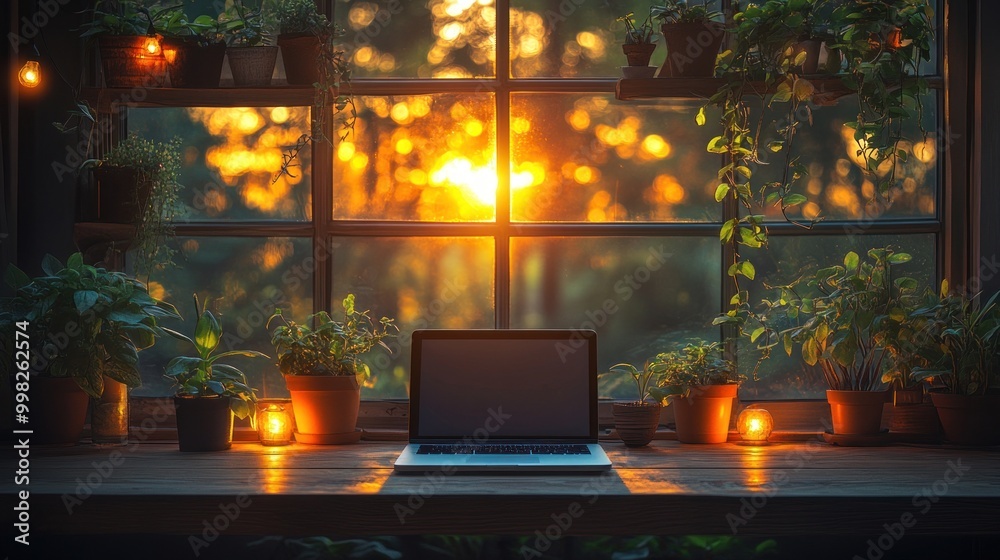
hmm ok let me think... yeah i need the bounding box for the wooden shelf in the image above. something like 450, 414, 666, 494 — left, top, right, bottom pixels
82, 85, 317, 109
615, 76, 854, 104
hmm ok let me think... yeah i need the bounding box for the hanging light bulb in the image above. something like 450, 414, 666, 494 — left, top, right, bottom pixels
18, 60, 41, 88
142, 35, 162, 56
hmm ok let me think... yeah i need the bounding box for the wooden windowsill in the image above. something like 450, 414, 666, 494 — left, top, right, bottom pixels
11, 440, 998, 537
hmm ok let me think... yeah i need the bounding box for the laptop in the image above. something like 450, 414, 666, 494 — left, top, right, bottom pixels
393, 329, 612, 473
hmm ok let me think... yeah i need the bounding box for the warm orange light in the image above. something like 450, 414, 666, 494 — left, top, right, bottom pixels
258, 404, 293, 446
737, 407, 774, 444
18, 60, 40, 88
142, 36, 162, 56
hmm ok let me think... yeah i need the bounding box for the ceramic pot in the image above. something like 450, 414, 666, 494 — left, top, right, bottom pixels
622, 43, 656, 67
672, 384, 738, 443
33, 377, 89, 445
827, 390, 889, 435
227, 45, 279, 87
161, 39, 226, 88
929, 392, 1000, 446
174, 395, 234, 452
612, 402, 661, 447
277, 34, 321, 85
657, 21, 725, 77
285, 375, 361, 440
97, 35, 168, 88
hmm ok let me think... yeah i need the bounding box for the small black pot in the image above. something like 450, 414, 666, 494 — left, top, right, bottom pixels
174, 395, 234, 452
87, 166, 152, 224
162, 38, 227, 88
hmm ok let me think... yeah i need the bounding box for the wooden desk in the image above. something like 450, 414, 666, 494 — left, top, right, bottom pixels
7, 441, 999, 537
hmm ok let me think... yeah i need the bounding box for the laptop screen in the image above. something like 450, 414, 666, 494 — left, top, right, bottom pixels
410, 329, 597, 441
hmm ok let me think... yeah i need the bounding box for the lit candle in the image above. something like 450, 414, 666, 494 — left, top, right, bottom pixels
737, 407, 773, 445
19, 60, 40, 88
258, 404, 293, 446
142, 36, 162, 56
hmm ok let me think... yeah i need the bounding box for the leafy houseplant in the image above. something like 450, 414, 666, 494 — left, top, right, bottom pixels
80, 0, 174, 87
164, 295, 266, 451
273, 0, 354, 181
224, 0, 279, 87
763, 247, 918, 436
828, 0, 935, 198
650, 341, 744, 444
0, 253, 178, 444
607, 357, 667, 447
618, 11, 657, 77
650, 0, 724, 77
909, 283, 1000, 445
268, 294, 396, 443
84, 134, 182, 281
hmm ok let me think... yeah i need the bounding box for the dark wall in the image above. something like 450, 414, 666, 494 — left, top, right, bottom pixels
979, 0, 1000, 296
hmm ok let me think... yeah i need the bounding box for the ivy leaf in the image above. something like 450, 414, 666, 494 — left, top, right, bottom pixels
844, 251, 860, 270
887, 252, 912, 264
783, 194, 807, 206
715, 183, 730, 202
719, 219, 737, 243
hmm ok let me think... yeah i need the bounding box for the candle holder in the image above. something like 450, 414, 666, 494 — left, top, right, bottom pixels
258, 404, 293, 446
737, 407, 773, 445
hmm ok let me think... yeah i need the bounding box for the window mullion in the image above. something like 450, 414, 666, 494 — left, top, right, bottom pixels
496, 0, 512, 328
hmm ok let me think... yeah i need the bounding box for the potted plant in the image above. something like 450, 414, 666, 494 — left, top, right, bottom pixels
827, 0, 935, 198
617, 10, 658, 78
910, 283, 1000, 445
80, 1, 172, 87
650, 340, 744, 444
275, 0, 335, 85
156, 8, 233, 87
650, 0, 725, 77
268, 294, 396, 444
163, 295, 265, 451
82, 134, 182, 281
224, 0, 279, 87
766, 247, 918, 437
606, 357, 666, 447
0, 253, 178, 444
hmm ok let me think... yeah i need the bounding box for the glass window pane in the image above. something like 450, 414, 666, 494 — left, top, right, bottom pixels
334, 94, 496, 221
134, 237, 313, 398
512, 94, 722, 222
335, 0, 496, 78
751, 94, 938, 222
511, 0, 722, 78
332, 237, 495, 399
510, 237, 721, 399
739, 234, 936, 399
130, 107, 312, 221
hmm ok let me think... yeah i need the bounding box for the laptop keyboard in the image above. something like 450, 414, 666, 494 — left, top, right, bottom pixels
416, 444, 591, 455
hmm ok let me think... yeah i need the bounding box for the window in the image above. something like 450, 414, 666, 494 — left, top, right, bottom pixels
129, 0, 945, 401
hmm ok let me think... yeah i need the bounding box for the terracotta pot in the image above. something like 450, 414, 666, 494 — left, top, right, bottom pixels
672, 384, 738, 443
827, 390, 889, 435
622, 43, 656, 67
930, 392, 1000, 446
174, 395, 234, 452
88, 167, 152, 224
33, 377, 89, 445
227, 46, 279, 87
97, 35, 168, 88
161, 39, 226, 88
791, 39, 822, 74
657, 21, 725, 77
285, 375, 361, 439
277, 34, 321, 85
612, 402, 661, 447
91, 376, 130, 445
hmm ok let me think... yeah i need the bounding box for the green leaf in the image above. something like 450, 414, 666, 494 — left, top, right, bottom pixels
194, 310, 222, 357
844, 251, 860, 270
783, 194, 807, 206
740, 261, 756, 280
750, 327, 766, 343
695, 107, 706, 126
887, 253, 912, 264
802, 336, 819, 366
74, 290, 100, 315
831, 329, 858, 368
783, 332, 793, 356
720, 219, 737, 243
767, 141, 784, 153
735, 165, 752, 179
707, 136, 729, 153
714, 183, 730, 202
67, 253, 84, 270
41, 254, 64, 276
4, 265, 31, 289
343, 294, 356, 315
206, 380, 226, 395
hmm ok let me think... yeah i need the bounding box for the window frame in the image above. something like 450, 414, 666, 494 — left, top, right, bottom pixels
115, 0, 962, 410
